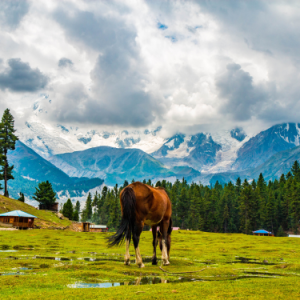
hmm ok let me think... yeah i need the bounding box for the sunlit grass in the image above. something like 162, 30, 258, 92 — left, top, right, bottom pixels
0, 230, 300, 299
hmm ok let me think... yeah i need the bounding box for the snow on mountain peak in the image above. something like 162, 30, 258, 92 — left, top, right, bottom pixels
18, 117, 165, 158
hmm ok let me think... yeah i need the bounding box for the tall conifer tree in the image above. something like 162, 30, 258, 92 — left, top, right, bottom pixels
0, 109, 18, 197
62, 199, 74, 220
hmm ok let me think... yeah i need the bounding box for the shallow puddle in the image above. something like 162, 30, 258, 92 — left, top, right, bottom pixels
0, 272, 26, 276
68, 276, 199, 288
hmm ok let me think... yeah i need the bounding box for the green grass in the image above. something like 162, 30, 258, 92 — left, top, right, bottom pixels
0, 230, 300, 299
0, 195, 72, 228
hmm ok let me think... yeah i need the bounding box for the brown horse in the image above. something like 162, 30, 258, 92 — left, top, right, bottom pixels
108, 182, 172, 268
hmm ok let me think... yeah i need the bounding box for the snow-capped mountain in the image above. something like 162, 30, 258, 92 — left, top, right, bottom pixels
151, 130, 249, 173
233, 123, 300, 171
18, 116, 165, 159
17, 110, 300, 177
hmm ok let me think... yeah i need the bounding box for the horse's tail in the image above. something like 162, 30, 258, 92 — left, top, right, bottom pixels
108, 186, 136, 247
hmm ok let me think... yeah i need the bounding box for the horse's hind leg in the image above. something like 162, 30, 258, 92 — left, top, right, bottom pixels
124, 239, 130, 265
133, 222, 144, 268
151, 225, 158, 265
160, 219, 170, 266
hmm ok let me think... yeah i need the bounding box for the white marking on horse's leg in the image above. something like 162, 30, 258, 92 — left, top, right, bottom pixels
161, 240, 170, 266
135, 246, 145, 268
135, 277, 142, 285
124, 239, 130, 265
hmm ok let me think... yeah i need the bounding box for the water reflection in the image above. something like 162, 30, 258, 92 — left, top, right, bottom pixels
68, 277, 170, 288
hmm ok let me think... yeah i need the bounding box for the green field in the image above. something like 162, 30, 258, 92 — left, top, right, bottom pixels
1, 230, 300, 299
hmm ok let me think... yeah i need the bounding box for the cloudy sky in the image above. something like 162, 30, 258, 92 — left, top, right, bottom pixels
0, 0, 300, 136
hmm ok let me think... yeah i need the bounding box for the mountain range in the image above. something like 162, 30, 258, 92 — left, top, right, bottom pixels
5, 122, 300, 205
7, 141, 103, 206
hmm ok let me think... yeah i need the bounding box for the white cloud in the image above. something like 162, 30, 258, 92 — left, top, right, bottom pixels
0, 0, 299, 136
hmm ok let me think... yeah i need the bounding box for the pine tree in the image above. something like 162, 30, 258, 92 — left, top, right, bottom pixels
62, 198, 74, 220
0, 109, 18, 197
18, 192, 25, 202
177, 187, 189, 229
75, 201, 81, 213
291, 182, 300, 233
277, 225, 285, 237
81, 193, 93, 222
265, 191, 276, 233
33, 181, 56, 209
73, 210, 79, 222
188, 193, 203, 230
235, 177, 242, 195
291, 160, 300, 181
92, 191, 99, 207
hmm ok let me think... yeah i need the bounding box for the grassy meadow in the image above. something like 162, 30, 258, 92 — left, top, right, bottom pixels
0, 229, 300, 299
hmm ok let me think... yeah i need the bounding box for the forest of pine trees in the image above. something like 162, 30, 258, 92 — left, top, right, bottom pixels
79, 161, 300, 235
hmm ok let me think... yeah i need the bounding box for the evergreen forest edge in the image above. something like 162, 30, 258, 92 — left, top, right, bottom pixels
78, 161, 300, 236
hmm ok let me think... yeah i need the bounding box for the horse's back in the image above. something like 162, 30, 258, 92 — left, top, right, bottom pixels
122, 182, 171, 225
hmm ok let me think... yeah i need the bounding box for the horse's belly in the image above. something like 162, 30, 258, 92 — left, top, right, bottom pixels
144, 219, 160, 226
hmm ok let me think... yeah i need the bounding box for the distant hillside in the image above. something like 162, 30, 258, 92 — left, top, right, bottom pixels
6, 141, 103, 200
248, 145, 300, 181
207, 145, 300, 186
0, 195, 72, 229
49, 146, 175, 185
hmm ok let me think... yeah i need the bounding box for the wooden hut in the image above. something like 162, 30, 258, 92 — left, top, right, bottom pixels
0, 210, 37, 229
253, 229, 274, 236
90, 225, 108, 232
82, 222, 91, 232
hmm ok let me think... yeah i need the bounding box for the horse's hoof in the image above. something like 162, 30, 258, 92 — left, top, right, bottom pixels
152, 261, 157, 265
124, 260, 130, 265
138, 263, 145, 268
163, 260, 170, 266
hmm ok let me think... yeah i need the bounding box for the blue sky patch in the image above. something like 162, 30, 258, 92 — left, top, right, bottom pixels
165, 35, 177, 42
157, 22, 168, 30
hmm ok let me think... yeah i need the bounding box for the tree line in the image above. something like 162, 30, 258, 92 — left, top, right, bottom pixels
79, 162, 300, 235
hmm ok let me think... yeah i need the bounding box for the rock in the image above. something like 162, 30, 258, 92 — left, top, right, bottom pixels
56, 213, 64, 220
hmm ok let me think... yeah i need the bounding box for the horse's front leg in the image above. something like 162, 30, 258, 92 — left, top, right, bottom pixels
124, 239, 130, 265
160, 219, 170, 266
133, 221, 144, 268
151, 225, 158, 265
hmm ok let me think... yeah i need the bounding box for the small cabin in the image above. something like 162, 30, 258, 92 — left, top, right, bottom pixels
253, 229, 274, 236
90, 225, 108, 232
0, 210, 37, 229
82, 222, 91, 232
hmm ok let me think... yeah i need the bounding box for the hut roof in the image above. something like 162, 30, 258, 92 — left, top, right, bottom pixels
90, 225, 107, 229
253, 229, 272, 234
0, 210, 37, 218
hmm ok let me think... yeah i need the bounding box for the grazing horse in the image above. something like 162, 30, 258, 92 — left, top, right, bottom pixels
108, 182, 172, 268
